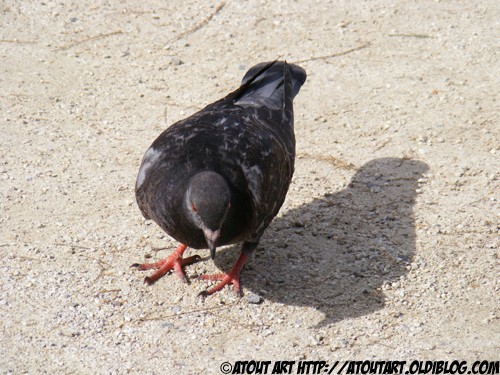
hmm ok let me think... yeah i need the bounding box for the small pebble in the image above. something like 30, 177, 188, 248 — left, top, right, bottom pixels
246, 293, 263, 304
169, 56, 183, 66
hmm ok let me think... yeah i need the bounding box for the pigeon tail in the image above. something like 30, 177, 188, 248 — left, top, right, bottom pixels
232, 61, 306, 110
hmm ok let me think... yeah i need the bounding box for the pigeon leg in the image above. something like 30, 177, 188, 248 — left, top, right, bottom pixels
198, 252, 249, 297
131, 243, 201, 284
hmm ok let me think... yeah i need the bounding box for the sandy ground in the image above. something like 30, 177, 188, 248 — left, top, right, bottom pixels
1, 0, 499, 373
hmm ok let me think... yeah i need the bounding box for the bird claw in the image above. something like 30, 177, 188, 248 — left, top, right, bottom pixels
198, 273, 243, 296
197, 290, 209, 301
197, 252, 248, 297
197, 285, 243, 299
144, 274, 181, 285
132, 244, 201, 284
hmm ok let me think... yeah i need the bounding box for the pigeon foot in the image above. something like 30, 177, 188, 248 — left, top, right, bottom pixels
198, 252, 248, 297
131, 243, 201, 284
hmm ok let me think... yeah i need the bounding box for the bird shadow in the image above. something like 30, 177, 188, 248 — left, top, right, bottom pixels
213, 157, 429, 326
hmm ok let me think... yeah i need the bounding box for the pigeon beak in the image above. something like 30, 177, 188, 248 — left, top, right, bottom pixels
203, 228, 220, 259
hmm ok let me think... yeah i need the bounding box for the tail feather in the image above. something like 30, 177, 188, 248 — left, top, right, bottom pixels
228, 61, 306, 109
241, 61, 306, 98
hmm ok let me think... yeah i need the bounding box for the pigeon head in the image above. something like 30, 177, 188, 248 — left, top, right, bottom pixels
185, 171, 231, 259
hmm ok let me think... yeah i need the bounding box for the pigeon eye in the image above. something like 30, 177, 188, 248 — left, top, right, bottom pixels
191, 203, 198, 212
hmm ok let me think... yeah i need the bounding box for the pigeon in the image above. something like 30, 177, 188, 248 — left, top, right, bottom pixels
133, 61, 307, 297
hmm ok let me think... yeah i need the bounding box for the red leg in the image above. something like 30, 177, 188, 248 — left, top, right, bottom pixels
198, 252, 249, 297
131, 243, 201, 285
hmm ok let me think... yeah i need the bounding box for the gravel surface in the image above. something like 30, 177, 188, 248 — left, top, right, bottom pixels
1, 0, 498, 373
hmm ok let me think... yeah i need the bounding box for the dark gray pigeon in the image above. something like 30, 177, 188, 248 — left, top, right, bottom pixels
133, 61, 306, 297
